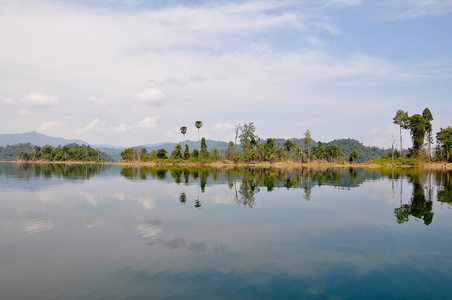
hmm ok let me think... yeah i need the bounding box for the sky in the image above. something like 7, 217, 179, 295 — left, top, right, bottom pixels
1, 0, 451, 148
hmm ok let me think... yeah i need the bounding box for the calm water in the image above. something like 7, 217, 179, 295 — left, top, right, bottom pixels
1, 163, 452, 299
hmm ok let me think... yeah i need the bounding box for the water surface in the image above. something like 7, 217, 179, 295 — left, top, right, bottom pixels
1, 163, 451, 299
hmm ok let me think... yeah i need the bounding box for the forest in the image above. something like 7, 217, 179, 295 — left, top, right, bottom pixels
14, 143, 114, 162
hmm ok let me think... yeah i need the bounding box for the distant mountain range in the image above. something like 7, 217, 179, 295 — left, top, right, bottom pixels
0, 131, 390, 162
0, 131, 87, 148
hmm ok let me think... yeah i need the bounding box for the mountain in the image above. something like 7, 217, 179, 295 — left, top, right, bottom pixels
0, 131, 87, 147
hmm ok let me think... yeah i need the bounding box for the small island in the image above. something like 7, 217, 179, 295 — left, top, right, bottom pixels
4, 109, 452, 169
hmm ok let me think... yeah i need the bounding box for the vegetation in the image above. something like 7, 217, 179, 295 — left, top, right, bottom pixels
436, 127, 452, 161
17, 143, 113, 162
371, 107, 451, 165
0, 143, 33, 161
393, 110, 409, 157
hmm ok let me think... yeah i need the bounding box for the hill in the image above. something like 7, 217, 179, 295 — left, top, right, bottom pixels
0, 131, 87, 147
324, 138, 388, 163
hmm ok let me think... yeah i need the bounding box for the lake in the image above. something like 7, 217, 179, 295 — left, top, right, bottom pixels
1, 162, 452, 299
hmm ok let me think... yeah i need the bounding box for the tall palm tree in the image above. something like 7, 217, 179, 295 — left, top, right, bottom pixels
180, 126, 187, 138
195, 121, 203, 141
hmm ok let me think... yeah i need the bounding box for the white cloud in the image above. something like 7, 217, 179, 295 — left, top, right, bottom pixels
38, 121, 64, 131
114, 124, 127, 133
87, 96, 107, 106
134, 88, 165, 105
85, 118, 105, 130
131, 117, 158, 129
24, 93, 58, 106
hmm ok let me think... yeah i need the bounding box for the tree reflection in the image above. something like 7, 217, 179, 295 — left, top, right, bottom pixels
437, 171, 452, 205
116, 166, 451, 221
14, 162, 102, 179
179, 193, 187, 204
394, 175, 434, 226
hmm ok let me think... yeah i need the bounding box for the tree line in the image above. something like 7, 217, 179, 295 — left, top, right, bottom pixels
392, 108, 452, 162
17, 143, 114, 162
122, 121, 361, 164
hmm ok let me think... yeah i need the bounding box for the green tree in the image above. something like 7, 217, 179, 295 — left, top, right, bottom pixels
349, 149, 359, 164
191, 149, 199, 159
200, 137, 210, 160
422, 108, 434, 160
212, 148, 220, 161
327, 144, 343, 162
314, 141, 326, 160
393, 110, 409, 157
180, 126, 187, 138
292, 142, 301, 160
304, 130, 312, 162
170, 145, 183, 159
437, 127, 452, 161
156, 148, 168, 159
409, 114, 427, 156
195, 121, 203, 140
239, 122, 258, 161
184, 144, 190, 160
284, 139, 293, 158
121, 148, 138, 161
226, 141, 234, 159
140, 148, 148, 161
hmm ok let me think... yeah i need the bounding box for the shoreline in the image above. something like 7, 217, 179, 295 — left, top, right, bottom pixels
3, 160, 451, 170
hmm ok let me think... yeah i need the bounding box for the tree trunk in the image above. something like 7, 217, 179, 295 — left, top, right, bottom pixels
400, 125, 403, 158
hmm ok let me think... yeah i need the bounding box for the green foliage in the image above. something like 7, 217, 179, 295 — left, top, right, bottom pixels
121, 148, 138, 161
436, 127, 452, 161
0, 143, 33, 161
393, 109, 410, 156
393, 110, 410, 129
324, 139, 386, 163
211, 148, 220, 161
180, 126, 187, 137
422, 108, 434, 159
409, 114, 427, 154
200, 138, 210, 159
366, 157, 420, 166
157, 148, 168, 159
16, 144, 113, 162
239, 122, 258, 155
170, 145, 183, 159
184, 144, 190, 160
304, 130, 312, 160
191, 149, 199, 159
326, 144, 343, 162
349, 149, 359, 163
195, 121, 203, 140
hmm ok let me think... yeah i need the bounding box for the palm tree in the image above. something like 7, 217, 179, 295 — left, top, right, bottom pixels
180, 126, 187, 138
195, 121, 203, 141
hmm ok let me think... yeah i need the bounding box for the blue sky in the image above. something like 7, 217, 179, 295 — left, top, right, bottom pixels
1, 0, 451, 147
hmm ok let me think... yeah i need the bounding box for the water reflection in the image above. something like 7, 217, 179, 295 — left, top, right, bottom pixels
2, 163, 452, 299
394, 174, 434, 225
119, 166, 452, 226
0, 162, 107, 180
